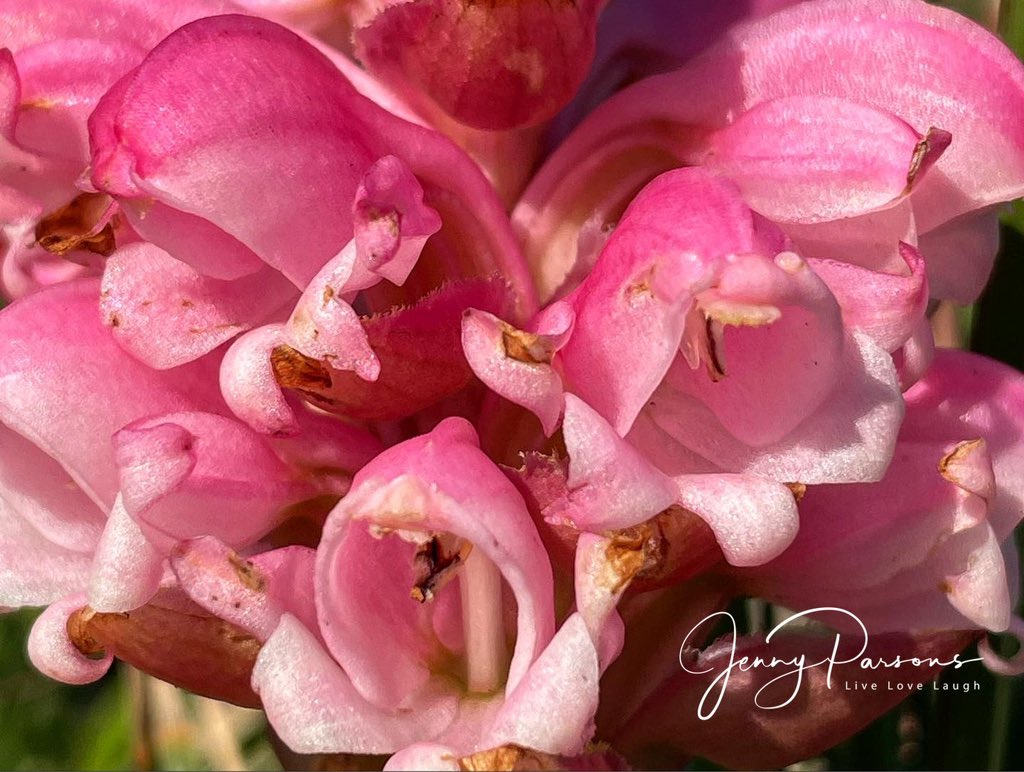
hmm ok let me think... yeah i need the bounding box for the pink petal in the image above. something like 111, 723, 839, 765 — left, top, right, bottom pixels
101, 242, 297, 369
253, 614, 459, 753
644, 330, 904, 483
88, 14, 535, 310
660, 251, 845, 447
460, 305, 571, 437
220, 324, 298, 436
317, 418, 555, 707
351, 154, 442, 288
674, 474, 798, 566
481, 613, 599, 755
557, 394, 677, 531
113, 411, 318, 550
559, 169, 765, 434
0, 497, 92, 609
808, 242, 928, 352
705, 97, 947, 224
87, 495, 165, 613
27, 593, 113, 684
171, 537, 317, 642
384, 744, 460, 772
0, 279, 222, 511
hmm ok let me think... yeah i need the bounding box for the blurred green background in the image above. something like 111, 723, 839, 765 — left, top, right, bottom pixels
2, 1, 1024, 769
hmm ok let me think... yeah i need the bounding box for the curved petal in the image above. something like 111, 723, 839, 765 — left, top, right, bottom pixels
113, 411, 318, 550
87, 495, 165, 613
481, 613, 599, 755
253, 614, 459, 753
171, 537, 317, 642
808, 242, 928, 352
705, 96, 947, 224
0, 279, 223, 511
559, 169, 770, 434
27, 593, 113, 684
316, 418, 556, 709
644, 330, 904, 483
101, 242, 297, 369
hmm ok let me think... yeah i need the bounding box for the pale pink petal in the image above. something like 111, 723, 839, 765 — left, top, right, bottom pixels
113, 411, 318, 550
808, 242, 928, 352
0, 423, 103, 551
89, 14, 535, 309
557, 395, 677, 531
0, 279, 222, 511
674, 474, 798, 566
0, 497, 92, 608
220, 324, 298, 436
645, 330, 904, 483
283, 243, 381, 382
101, 242, 297, 369
662, 251, 845, 447
706, 97, 947, 224
460, 306, 570, 437
171, 537, 317, 642
893, 316, 936, 391
253, 614, 458, 753
27, 593, 112, 684
482, 613, 599, 755
87, 495, 165, 613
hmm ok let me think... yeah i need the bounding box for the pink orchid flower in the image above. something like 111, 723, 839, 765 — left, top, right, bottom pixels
0, 0, 247, 299
0, 279, 379, 687
742, 350, 1024, 637
516, 0, 1024, 308
87, 14, 535, 424
466, 167, 906, 484
167, 418, 621, 763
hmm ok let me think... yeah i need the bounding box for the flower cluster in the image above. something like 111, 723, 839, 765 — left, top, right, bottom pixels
2, 0, 1024, 768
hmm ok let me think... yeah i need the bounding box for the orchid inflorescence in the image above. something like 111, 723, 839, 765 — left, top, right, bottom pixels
2, 0, 1024, 769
